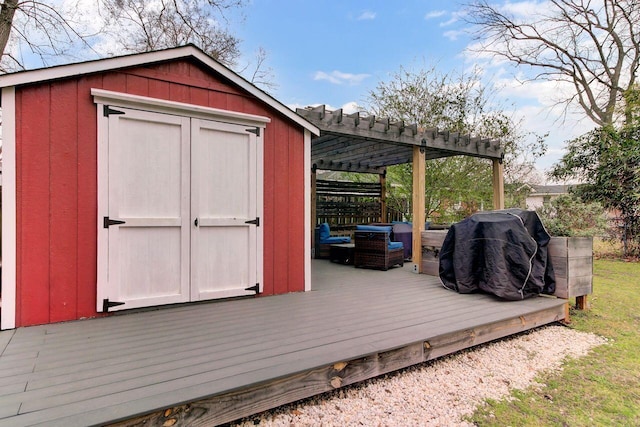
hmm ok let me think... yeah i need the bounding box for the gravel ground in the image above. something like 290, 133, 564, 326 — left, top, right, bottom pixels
232, 325, 607, 427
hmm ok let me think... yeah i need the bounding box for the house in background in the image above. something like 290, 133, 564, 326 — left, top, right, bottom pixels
525, 184, 571, 210
0, 45, 318, 329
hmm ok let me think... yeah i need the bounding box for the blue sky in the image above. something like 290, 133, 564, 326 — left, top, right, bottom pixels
235, 0, 473, 109
231, 0, 595, 176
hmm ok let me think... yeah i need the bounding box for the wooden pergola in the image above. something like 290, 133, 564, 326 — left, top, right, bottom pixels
296, 105, 505, 272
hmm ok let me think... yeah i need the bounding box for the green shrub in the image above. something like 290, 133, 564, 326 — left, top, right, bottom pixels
536, 194, 608, 237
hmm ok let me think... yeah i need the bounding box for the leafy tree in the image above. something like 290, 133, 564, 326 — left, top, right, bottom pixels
465, 0, 640, 127
365, 65, 544, 222
550, 125, 640, 256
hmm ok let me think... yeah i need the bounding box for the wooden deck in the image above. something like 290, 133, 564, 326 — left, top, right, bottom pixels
0, 261, 567, 426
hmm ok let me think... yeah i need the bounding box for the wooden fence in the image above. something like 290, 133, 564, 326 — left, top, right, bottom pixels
316, 180, 382, 230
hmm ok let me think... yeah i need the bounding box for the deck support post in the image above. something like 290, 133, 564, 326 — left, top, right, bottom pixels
412, 145, 426, 272
576, 295, 588, 310
492, 158, 505, 210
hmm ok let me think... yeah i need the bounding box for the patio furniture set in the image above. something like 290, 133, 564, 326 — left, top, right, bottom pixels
315, 223, 406, 270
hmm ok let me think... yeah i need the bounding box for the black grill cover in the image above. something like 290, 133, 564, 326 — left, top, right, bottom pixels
439, 209, 555, 300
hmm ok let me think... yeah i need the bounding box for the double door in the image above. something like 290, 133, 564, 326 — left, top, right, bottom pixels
98, 107, 261, 312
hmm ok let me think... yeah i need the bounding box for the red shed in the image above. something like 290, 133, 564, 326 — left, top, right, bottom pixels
0, 45, 318, 329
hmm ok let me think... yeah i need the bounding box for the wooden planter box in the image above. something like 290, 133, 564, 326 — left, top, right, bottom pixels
549, 236, 593, 300
421, 230, 448, 276
420, 232, 593, 303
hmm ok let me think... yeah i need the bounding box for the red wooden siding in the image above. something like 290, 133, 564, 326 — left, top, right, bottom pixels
49, 81, 79, 323
17, 84, 51, 326
14, 59, 306, 327
76, 75, 104, 320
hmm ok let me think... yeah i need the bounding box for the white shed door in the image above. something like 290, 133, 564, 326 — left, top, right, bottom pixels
191, 119, 259, 300
101, 108, 191, 311
98, 107, 262, 312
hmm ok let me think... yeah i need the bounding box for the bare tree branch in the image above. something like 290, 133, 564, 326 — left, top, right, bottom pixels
465, 0, 640, 127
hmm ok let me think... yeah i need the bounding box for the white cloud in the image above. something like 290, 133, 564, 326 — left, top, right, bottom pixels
313, 70, 371, 85
357, 11, 376, 21
500, 93, 595, 171
425, 10, 447, 19
502, 1, 551, 17
443, 30, 465, 41
440, 17, 458, 27
340, 101, 361, 114
439, 10, 466, 27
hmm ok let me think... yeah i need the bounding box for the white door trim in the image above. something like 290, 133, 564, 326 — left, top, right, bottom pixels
96, 101, 109, 312
1, 87, 17, 330
92, 89, 271, 128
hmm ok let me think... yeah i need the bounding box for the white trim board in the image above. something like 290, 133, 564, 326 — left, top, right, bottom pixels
92, 89, 271, 127
304, 129, 312, 292
1, 87, 17, 330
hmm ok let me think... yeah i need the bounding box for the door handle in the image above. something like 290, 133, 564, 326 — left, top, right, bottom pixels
194, 218, 198, 227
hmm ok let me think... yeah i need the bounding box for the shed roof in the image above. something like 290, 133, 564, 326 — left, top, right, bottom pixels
297, 105, 504, 174
0, 44, 319, 136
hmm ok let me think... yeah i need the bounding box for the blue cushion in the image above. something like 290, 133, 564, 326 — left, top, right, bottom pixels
356, 225, 392, 233
319, 223, 330, 240
320, 236, 351, 244
388, 241, 404, 250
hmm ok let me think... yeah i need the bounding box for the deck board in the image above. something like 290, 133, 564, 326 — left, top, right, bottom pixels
0, 261, 567, 426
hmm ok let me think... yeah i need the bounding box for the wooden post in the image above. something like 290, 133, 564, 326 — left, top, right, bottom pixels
576, 295, 588, 310
412, 146, 426, 273
492, 158, 505, 210
380, 172, 387, 222
311, 167, 317, 258
563, 301, 571, 324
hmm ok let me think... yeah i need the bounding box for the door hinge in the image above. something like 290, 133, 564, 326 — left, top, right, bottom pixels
102, 298, 125, 312
245, 217, 260, 227
104, 216, 126, 228
245, 283, 260, 294
103, 105, 125, 117
246, 127, 260, 136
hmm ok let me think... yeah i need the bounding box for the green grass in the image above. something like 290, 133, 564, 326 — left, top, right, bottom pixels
469, 260, 640, 426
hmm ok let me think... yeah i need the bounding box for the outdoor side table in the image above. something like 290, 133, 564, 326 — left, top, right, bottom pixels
329, 243, 355, 265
